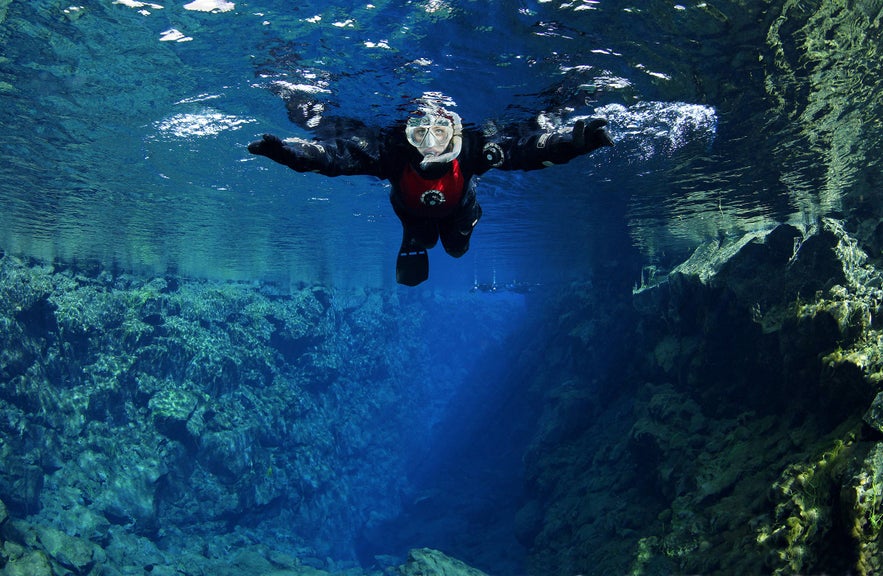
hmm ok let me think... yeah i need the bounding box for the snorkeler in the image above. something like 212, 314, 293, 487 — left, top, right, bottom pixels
248, 95, 613, 286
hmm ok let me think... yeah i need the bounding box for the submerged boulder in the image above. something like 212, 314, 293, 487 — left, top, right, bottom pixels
1, 550, 53, 576
35, 525, 105, 574
1, 519, 104, 576
0, 461, 43, 515
396, 548, 490, 576
148, 383, 203, 446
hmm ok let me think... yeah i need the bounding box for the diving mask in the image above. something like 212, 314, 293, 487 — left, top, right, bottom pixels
406, 115, 454, 150
405, 110, 463, 167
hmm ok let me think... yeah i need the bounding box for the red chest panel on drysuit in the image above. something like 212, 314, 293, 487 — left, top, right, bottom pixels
398, 160, 465, 218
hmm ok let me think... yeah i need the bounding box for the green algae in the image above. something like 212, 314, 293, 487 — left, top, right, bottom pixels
518, 211, 883, 575
628, 220, 883, 574
843, 442, 883, 574
756, 430, 859, 574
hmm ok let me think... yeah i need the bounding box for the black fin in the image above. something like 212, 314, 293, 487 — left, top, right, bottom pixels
396, 247, 429, 286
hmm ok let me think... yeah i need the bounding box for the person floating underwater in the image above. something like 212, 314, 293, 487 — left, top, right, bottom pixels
248, 94, 613, 286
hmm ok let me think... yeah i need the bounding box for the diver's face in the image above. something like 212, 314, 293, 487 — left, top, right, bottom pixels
405, 115, 454, 157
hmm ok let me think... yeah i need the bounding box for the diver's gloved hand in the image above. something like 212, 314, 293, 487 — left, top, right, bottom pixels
248, 134, 287, 162
573, 119, 614, 153
249, 134, 328, 172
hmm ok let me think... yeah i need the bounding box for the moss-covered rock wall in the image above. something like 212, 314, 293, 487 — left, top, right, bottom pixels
517, 217, 883, 575
0, 253, 443, 573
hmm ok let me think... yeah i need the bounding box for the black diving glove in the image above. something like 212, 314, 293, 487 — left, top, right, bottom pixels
248, 133, 287, 162
572, 118, 614, 153
248, 133, 328, 172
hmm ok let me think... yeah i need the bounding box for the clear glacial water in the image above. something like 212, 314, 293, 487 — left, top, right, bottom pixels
2, 0, 883, 574
3, 0, 859, 291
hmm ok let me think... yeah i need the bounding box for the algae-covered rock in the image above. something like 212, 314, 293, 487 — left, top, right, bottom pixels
0, 497, 7, 525
589, 212, 883, 575
0, 0, 11, 25
757, 436, 856, 575
668, 219, 851, 315
148, 383, 203, 444
841, 442, 883, 576
0, 254, 463, 568
35, 525, 105, 573
1, 550, 53, 576
397, 548, 490, 576
92, 453, 165, 533
864, 392, 883, 435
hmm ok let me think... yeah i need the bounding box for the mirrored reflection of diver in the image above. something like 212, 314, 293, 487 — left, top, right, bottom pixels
248, 93, 613, 286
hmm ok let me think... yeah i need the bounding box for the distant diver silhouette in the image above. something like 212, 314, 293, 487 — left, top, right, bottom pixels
249, 93, 613, 286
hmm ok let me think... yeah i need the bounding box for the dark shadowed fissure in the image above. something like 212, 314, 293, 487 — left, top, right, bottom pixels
354, 305, 540, 573
353, 209, 641, 573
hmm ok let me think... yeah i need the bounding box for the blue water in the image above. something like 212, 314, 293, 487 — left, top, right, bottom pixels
2, 0, 881, 574
0, 0, 790, 291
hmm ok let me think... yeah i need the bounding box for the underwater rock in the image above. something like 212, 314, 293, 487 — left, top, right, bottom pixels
0, 254, 456, 566
530, 380, 598, 448
661, 219, 850, 314
34, 524, 106, 573
517, 215, 883, 574
864, 392, 883, 435
513, 498, 544, 547
98, 529, 167, 573
396, 548, 490, 576
94, 456, 164, 534
1, 549, 53, 576
0, 461, 43, 515
198, 428, 260, 481
54, 502, 112, 547
0, 520, 100, 575
756, 436, 856, 575
148, 384, 203, 445
0, 497, 7, 525
841, 441, 883, 576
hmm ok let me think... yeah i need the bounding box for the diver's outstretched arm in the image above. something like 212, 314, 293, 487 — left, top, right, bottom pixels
493, 118, 613, 172
248, 132, 382, 177
248, 134, 323, 172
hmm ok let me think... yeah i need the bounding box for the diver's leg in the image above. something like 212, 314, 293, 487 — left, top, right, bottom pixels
440, 198, 482, 258
391, 196, 437, 286
391, 193, 439, 249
